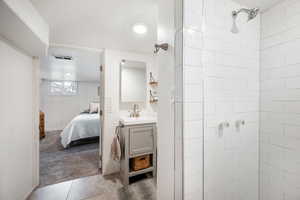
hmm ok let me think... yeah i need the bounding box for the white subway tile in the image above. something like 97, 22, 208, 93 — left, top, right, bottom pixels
285, 124, 300, 140
183, 47, 202, 66
260, 164, 284, 200
184, 139, 203, 157
261, 45, 286, 69
282, 149, 300, 174
184, 102, 203, 121
182, 0, 260, 199
286, 77, 300, 88
184, 120, 203, 139
183, 0, 203, 30
184, 84, 203, 102
261, 79, 286, 90
183, 66, 203, 85
184, 29, 203, 49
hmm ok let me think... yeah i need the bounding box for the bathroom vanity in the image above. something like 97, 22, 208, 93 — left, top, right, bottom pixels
118, 59, 157, 185
119, 116, 157, 185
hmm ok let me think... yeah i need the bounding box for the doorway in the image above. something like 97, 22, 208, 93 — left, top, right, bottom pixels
38, 46, 102, 186
27, 0, 182, 199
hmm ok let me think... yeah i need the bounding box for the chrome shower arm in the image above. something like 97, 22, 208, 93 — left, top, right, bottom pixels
232, 8, 259, 21
232, 8, 251, 17
231, 7, 259, 33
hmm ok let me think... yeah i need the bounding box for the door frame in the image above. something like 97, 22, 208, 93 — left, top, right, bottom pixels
99, 52, 105, 171
36, 43, 104, 184
157, 0, 183, 199
37, 4, 182, 195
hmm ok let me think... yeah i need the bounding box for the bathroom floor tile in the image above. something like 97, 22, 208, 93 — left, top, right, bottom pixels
28, 174, 156, 200
67, 175, 112, 200
27, 180, 72, 200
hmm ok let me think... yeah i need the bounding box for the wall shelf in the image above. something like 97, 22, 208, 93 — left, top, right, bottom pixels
149, 72, 158, 87
149, 81, 158, 86
149, 90, 158, 103
150, 99, 158, 104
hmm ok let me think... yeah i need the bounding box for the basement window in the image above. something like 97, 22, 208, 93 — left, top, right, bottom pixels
48, 81, 78, 95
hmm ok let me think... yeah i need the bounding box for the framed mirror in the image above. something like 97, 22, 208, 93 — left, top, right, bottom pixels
120, 60, 147, 103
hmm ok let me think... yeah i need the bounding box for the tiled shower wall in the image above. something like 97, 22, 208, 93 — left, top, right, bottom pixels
260, 1, 300, 199
180, 0, 260, 199
178, 0, 204, 199
202, 0, 260, 199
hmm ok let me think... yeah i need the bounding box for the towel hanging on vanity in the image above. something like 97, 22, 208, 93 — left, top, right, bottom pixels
111, 125, 122, 161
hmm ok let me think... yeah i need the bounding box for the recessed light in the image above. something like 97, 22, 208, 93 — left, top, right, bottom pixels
132, 23, 148, 35
65, 73, 71, 77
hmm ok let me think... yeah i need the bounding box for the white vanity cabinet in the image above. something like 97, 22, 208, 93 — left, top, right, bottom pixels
120, 122, 157, 185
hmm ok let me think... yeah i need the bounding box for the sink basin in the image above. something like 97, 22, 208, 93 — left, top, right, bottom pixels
120, 116, 157, 126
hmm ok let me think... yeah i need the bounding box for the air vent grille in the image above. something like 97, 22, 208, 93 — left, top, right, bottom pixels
54, 55, 73, 60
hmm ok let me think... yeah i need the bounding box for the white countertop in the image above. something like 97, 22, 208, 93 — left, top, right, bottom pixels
119, 116, 157, 126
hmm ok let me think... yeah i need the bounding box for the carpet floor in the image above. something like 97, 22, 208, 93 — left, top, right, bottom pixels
39, 131, 100, 187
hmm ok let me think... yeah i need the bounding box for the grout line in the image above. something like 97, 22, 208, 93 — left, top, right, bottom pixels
201, 0, 205, 200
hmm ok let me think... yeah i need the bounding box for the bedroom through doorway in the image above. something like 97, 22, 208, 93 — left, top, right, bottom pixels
38, 46, 102, 187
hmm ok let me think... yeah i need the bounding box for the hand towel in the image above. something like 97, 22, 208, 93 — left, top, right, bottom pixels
111, 126, 122, 161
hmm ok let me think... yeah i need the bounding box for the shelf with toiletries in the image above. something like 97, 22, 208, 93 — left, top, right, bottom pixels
149, 72, 158, 103
149, 90, 158, 104
149, 72, 158, 86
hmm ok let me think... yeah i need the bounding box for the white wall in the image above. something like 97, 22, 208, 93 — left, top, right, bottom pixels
102, 49, 156, 175
40, 80, 100, 131
157, 0, 178, 199
260, 1, 300, 199
0, 38, 38, 200
182, 0, 260, 199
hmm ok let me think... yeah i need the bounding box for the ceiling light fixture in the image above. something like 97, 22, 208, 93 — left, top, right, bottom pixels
132, 23, 148, 35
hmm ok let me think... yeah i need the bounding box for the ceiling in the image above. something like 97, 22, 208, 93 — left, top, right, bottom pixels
233, 0, 283, 10
40, 47, 101, 82
31, 0, 283, 57
31, 0, 157, 53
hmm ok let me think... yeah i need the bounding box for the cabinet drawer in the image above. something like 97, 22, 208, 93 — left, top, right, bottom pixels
129, 126, 154, 156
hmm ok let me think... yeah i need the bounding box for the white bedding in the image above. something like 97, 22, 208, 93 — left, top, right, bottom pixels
60, 114, 100, 148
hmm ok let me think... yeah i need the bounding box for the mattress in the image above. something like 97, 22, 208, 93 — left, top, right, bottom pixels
60, 114, 100, 148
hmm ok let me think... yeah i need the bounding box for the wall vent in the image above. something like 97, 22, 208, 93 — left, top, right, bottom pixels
53, 55, 73, 60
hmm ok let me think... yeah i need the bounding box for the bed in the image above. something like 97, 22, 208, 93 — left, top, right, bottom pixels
60, 113, 100, 148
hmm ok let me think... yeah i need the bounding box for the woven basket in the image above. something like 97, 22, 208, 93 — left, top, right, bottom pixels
131, 155, 150, 171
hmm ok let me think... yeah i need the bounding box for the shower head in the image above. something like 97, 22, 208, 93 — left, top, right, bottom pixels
248, 8, 260, 21
231, 7, 260, 33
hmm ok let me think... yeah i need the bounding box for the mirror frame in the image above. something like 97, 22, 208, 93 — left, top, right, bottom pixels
119, 59, 147, 103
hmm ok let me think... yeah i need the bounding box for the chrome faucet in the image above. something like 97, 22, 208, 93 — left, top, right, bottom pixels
130, 104, 140, 118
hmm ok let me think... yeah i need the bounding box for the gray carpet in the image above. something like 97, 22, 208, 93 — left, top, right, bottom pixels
39, 131, 100, 187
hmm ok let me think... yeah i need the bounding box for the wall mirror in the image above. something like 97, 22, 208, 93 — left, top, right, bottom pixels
120, 60, 147, 103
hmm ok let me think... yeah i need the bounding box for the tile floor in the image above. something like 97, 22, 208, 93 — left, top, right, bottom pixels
27, 174, 156, 200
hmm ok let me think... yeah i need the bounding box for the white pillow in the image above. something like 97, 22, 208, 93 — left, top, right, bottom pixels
89, 102, 99, 113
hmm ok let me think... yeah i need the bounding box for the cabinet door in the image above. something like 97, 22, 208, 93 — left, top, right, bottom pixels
129, 126, 154, 156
